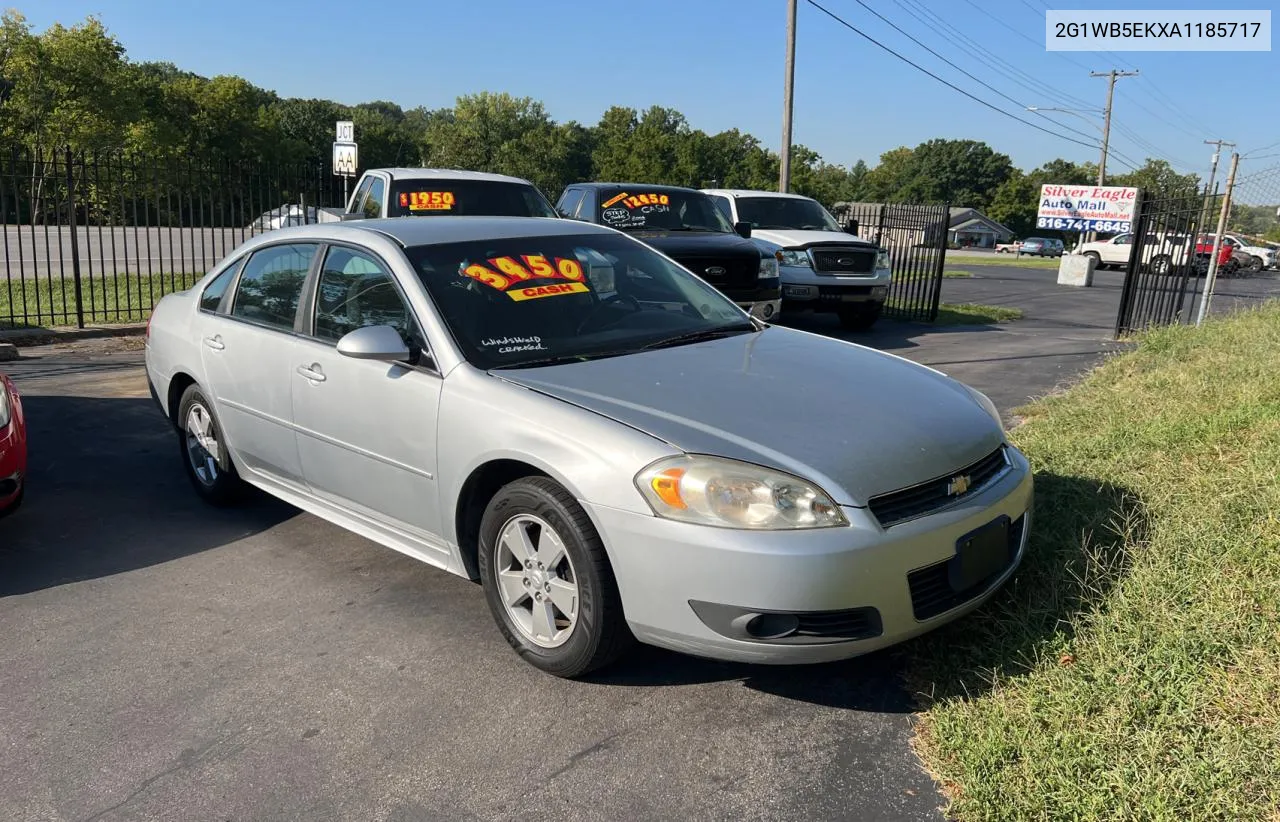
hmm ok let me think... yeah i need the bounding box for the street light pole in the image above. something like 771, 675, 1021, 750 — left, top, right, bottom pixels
1199, 139, 1234, 234
779, 0, 797, 193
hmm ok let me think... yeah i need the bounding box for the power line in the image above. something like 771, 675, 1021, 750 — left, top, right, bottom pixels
843, 0, 1103, 145
889, 0, 1098, 112
1243, 138, 1280, 158
802, 0, 1104, 152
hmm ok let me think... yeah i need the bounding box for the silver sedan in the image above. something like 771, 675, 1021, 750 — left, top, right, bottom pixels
144, 216, 1033, 677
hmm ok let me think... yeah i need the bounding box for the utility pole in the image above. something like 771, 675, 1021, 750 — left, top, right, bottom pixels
1199, 139, 1234, 233
779, 0, 797, 193
1197, 151, 1240, 326
1090, 69, 1139, 187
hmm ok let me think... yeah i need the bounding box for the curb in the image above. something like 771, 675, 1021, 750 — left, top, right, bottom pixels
0, 323, 147, 347
0, 343, 16, 362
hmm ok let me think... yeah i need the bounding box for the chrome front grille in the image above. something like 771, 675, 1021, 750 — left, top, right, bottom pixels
809, 247, 877, 274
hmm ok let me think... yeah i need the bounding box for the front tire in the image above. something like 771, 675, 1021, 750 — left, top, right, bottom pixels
1247, 255, 1264, 273
838, 303, 882, 331
478, 476, 631, 678
176, 384, 244, 506
1083, 251, 1101, 268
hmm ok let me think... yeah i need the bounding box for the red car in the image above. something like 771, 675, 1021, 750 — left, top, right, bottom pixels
0, 370, 26, 516
1195, 235, 1239, 277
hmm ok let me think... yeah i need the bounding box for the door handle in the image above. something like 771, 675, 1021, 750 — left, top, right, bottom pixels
296, 364, 326, 383
203, 335, 225, 351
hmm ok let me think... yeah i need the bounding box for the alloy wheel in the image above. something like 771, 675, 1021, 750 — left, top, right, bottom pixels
493, 514, 580, 648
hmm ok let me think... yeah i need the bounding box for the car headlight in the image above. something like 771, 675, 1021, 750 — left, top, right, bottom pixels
0, 385, 10, 430
635, 455, 848, 530
965, 385, 1003, 430
758, 256, 779, 280
876, 248, 891, 271
775, 249, 810, 268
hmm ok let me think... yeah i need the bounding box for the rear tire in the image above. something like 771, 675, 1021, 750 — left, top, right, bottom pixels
478, 476, 632, 678
838, 303, 882, 331
176, 384, 245, 507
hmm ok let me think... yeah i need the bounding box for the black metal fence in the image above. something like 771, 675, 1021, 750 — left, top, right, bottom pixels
1, 147, 346, 329
832, 201, 950, 322
1114, 191, 1224, 336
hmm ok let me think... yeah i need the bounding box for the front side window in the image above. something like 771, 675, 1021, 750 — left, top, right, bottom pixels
313, 247, 419, 345
387, 180, 557, 218
200, 258, 243, 312
734, 196, 842, 231
709, 196, 734, 224
404, 233, 752, 370
1112, 234, 1132, 245
363, 176, 385, 219
595, 188, 733, 233
231, 244, 317, 331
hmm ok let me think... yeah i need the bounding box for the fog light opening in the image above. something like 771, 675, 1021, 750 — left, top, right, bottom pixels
743, 612, 800, 640
762, 303, 776, 318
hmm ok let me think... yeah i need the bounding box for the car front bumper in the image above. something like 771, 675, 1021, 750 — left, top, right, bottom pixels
0, 429, 26, 514
779, 265, 891, 311
587, 445, 1034, 664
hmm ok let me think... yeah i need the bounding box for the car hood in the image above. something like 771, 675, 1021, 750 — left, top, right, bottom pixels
495, 327, 1003, 506
750, 229, 875, 250
626, 230, 762, 259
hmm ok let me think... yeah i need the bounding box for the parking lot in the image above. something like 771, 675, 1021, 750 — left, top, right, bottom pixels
2, 265, 1273, 821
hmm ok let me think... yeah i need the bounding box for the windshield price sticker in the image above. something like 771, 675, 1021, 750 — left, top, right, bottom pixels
461, 255, 589, 300
402, 191, 455, 211
602, 192, 671, 209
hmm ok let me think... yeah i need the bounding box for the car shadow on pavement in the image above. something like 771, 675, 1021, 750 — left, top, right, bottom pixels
0, 395, 294, 597
775, 313, 1008, 352
898, 471, 1143, 705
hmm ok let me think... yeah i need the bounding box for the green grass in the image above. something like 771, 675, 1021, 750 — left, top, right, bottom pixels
906, 304, 1280, 820
946, 254, 1062, 270
917, 302, 1023, 325
0, 272, 199, 329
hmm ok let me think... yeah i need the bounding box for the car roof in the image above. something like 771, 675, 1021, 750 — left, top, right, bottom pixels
700, 188, 817, 201
568, 182, 703, 194
371, 168, 535, 185
252, 216, 617, 248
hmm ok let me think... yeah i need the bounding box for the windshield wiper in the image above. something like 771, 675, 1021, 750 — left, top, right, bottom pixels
641, 324, 757, 351
489, 351, 634, 370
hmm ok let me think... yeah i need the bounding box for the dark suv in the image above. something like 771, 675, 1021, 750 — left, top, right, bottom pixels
556, 183, 781, 320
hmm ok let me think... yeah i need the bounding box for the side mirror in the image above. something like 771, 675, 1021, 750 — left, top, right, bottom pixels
335, 325, 411, 362
843, 219, 859, 236
733, 221, 752, 239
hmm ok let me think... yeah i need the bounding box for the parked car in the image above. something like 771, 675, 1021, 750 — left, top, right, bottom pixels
248, 204, 344, 232
995, 241, 1021, 254
1019, 237, 1064, 258
557, 183, 781, 321
144, 216, 1033, 678
1076, 233, 1134, 269
1195, 235, 1240, 277
342, 168, 559, 220
1205, 233, 1277, 274
0, 369, 26, 516
700, 189, 890, 331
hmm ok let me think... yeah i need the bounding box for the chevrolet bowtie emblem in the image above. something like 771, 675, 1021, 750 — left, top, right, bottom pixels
946, 474, 971, 496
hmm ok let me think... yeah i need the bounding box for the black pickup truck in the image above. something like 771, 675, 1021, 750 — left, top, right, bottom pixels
555, 183, 781, 320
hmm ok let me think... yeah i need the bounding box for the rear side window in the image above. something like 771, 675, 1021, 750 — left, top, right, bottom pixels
363, 176, 385, 219
557, 188, 583, 219
231, 244, 318, 331
199, 258, 242, 313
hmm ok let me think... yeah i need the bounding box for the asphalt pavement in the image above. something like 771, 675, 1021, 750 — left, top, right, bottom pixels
2, 267, 1272, 821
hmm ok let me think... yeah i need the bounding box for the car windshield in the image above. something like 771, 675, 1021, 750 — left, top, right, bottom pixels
734, 196, 842, 231
1023, 238, 1047, 244
404, 232, 754, 370
387, 180, 557, 218
595, 188, 733, 233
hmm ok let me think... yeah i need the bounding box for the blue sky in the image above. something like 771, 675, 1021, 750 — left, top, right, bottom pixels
27, 0, 1279, 177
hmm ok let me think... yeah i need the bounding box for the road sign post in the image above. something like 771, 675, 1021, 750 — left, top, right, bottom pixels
333, 120, 358, 207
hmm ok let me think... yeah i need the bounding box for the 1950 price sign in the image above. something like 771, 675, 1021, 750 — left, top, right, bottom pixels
1037, 217, 1131, 233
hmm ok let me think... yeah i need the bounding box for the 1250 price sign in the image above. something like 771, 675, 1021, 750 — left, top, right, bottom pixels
1037, 217, 1131, 233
